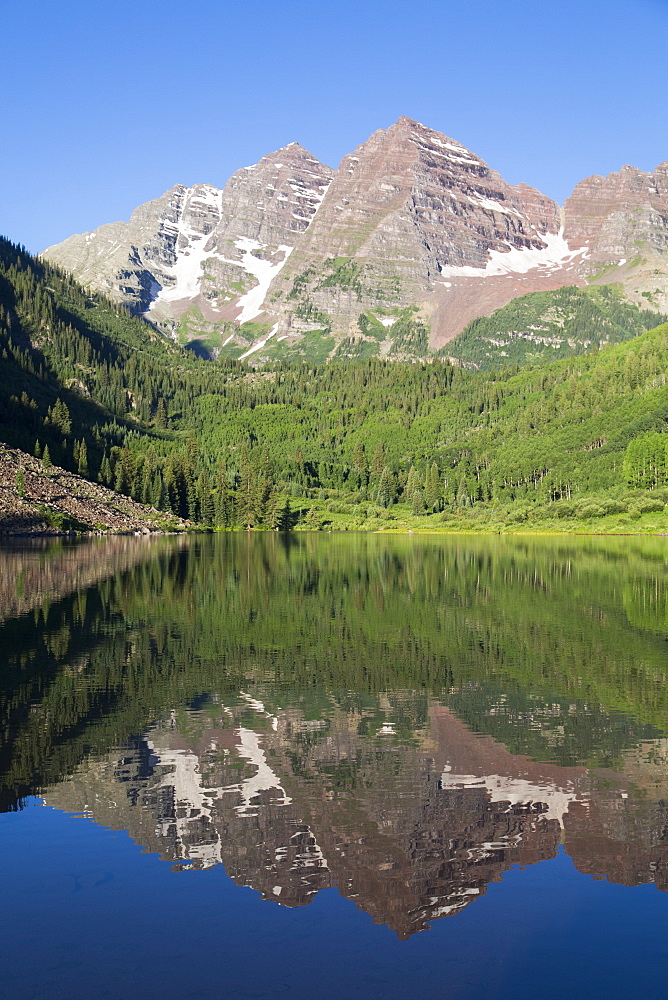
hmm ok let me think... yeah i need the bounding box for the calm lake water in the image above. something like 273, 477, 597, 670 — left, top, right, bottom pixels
2, 532, 668, 999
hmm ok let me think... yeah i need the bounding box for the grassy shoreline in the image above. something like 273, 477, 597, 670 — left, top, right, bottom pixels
289, 498, 668, 536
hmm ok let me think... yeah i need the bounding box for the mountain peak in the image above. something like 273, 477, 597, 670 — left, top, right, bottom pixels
41, 116, 668, 360
377, 116, 480, 163
263, 141, 325, 162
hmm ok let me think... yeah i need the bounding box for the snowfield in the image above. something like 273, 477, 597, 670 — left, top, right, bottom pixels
438, 228, 589, 279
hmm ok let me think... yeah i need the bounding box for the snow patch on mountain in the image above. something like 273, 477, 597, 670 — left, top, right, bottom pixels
148, 185, 224, 310
149, 231, 215, 307
466, 192, 522, 216
235, 727, 292, 816
233, 239, 293, 323
238, 323, 279, 360
439, 229, 589, 279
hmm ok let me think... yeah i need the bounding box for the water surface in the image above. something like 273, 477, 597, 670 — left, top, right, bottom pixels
2, 533, 668, 998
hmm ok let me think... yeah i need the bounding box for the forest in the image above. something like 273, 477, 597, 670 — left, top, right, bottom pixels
2, 235, 668, 532
445, 283, 667, 369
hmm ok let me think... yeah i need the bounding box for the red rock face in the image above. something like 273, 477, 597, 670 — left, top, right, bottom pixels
564, 162, 668, 262
292, 117, 560, 269
42, 118, 668, 356
273, 117, 575, 347
560, 162, 668, 316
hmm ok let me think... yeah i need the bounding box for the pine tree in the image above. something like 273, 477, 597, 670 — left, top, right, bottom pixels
411, 487, 424, 516
99, 452, 112, 487
351, 440, 368, 490
424, 462, 440, 511
77, 440, 89, 478
277, 497, 293, 530
216, 485, 235, 528
236, 442, 259, 528
456, 475, 470, 508
376, 466, 394, 508
267, 493, 288, 529
164, 456, 183, 516
155, 397, 168, 429
371, 442, 385, 483
215, 460, 234, 527
42, 444, 52, 470
304, 506, 322, 529
257, 448, 277, 523
152, 474, 166, 511
182, 445, 198, 520
114, 462, 127, 494
196, 469, 215, 525
405, 466, 419, 503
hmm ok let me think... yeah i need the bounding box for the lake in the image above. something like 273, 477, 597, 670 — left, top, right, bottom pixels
1, 532, 668, 999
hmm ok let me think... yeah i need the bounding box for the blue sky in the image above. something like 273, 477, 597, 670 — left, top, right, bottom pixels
4, 0, 668, 253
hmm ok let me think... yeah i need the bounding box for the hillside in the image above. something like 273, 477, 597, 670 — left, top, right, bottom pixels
0, 236, 238, 526
4, 235, 668, 533
0, 445, 184, 534
446, 284, 668, 370
188, 322, 668, 532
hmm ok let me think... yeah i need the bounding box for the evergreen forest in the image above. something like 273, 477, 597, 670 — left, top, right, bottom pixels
2, 235, 668, 533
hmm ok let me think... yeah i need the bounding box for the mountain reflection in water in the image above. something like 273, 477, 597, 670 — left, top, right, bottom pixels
2, 532, 668, 941
41, 697, 668, 938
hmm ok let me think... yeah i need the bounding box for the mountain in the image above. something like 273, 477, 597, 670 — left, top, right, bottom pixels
564, 161, 668, 299
43, 144, 334, 355
269, 116, 567, 354
6, 233, 668, 535
42, 117, 668, 363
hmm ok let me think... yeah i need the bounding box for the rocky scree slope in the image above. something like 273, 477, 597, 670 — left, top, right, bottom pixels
43, 118, 668, 362
0, 446, 185, 534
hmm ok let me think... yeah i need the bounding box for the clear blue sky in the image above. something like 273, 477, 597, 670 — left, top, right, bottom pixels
4, 0, 668, 254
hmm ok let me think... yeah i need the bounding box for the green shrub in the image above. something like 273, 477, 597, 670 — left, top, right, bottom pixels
574, 502, 606, 520
507, 505, 531, 523
635, 497, 665, 514
598, 498, 627, 515
551, 501, 576, 519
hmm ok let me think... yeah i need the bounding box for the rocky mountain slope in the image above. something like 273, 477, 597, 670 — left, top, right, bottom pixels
43, 117, 668, 363
0, 445, 185, 534
44, 144, 333, 353
564, 161, 668, 296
